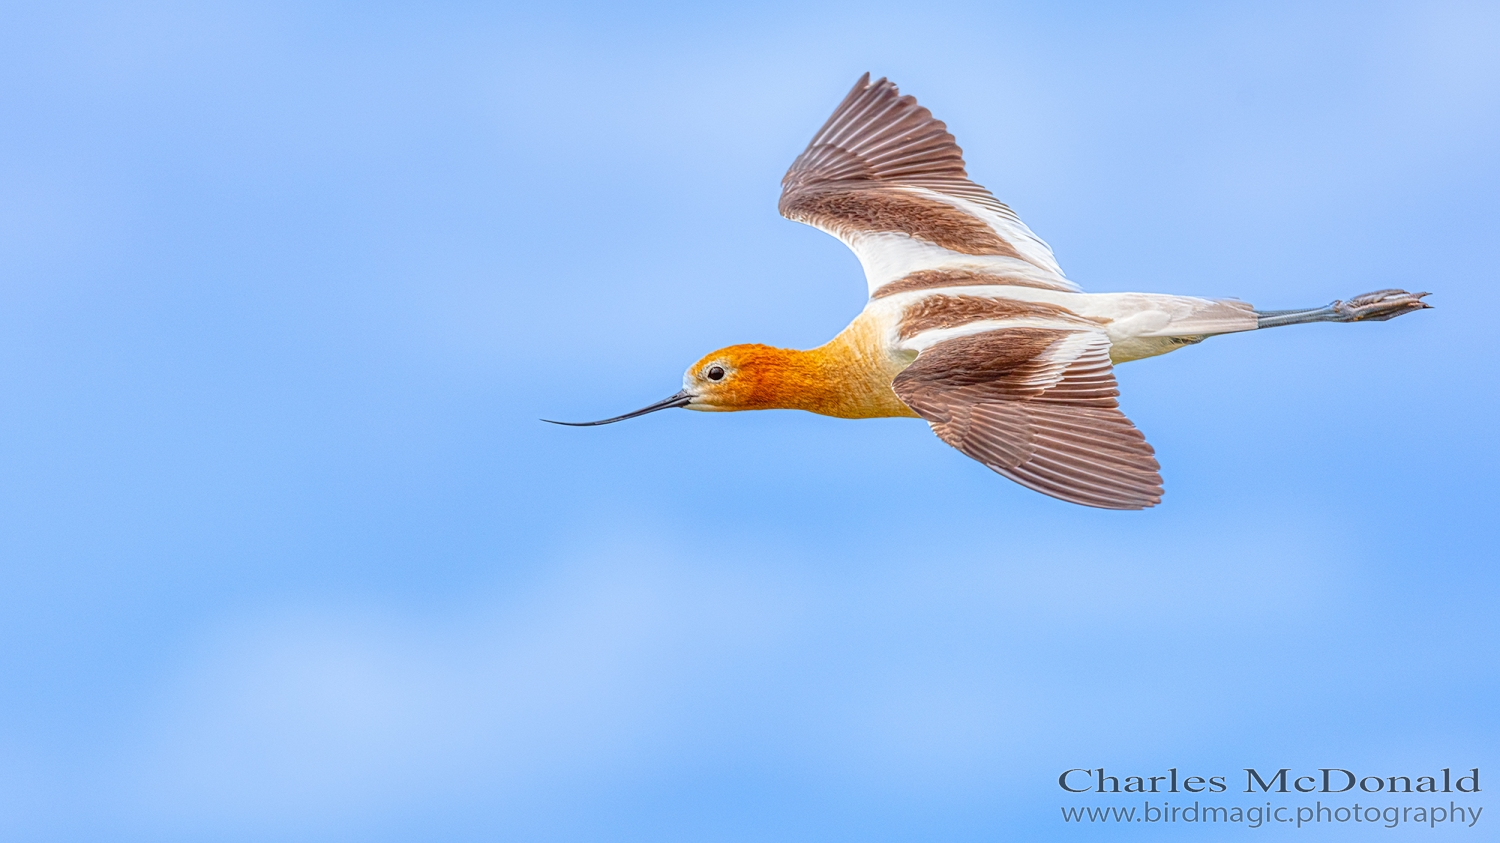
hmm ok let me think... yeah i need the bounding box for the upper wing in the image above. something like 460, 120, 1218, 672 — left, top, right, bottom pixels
891, 327, 1163, 510
780, 74, 1077, 298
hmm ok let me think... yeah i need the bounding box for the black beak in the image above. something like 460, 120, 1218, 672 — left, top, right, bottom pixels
542, 390, 693, 426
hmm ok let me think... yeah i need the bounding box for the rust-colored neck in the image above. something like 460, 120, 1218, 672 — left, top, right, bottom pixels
722, 321, 917, 419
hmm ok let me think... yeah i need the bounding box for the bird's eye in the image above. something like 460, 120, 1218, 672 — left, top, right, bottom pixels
706, 365, 726, 381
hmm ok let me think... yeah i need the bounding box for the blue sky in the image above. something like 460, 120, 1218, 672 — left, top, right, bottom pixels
0, 1, 1496, 840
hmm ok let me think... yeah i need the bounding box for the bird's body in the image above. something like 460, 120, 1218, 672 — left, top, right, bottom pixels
694, 284, 1254, 420
552, 74, 1429, 510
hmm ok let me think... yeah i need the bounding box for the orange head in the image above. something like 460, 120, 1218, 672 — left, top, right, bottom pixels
543, 331, 913, 426
542, 343, 824, 426
680, 344, 822, 413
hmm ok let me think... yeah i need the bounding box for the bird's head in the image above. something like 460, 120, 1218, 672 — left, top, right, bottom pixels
544, 344, 815, 426
680, 344, 820, 412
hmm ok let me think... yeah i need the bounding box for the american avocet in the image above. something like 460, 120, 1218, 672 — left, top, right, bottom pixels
549, 74, 1429, 509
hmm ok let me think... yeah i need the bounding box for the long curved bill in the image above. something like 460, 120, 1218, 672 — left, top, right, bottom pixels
542, 390, 693, 426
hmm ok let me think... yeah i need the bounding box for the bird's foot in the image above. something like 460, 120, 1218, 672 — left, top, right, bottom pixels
1330, 289, 1432, 322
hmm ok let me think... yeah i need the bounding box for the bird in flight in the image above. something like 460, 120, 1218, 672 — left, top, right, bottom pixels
549, 74, 1429, 509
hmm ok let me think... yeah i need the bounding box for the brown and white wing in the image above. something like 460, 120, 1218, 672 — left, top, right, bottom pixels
891, 327, 1163, 510
780, 74, 1078, 298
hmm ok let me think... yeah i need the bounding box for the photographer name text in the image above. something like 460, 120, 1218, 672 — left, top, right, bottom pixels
1059, 767, 1480, 795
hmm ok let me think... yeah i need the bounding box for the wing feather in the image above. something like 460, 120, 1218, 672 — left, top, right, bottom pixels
891, 328, 1163, 510
781, 74, 1075, 296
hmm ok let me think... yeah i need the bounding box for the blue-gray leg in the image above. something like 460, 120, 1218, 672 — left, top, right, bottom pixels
1254, 289, 1430, 329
